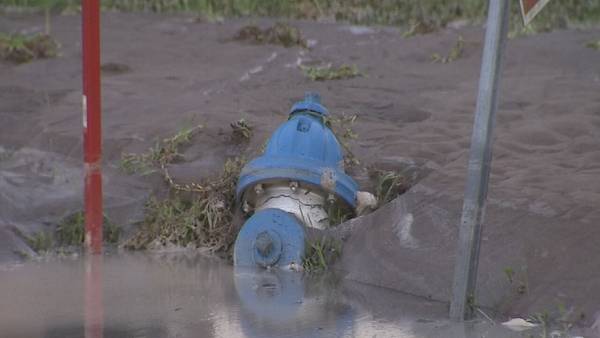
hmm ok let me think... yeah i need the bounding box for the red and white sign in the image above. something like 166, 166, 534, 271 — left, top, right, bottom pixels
520, 0, 552, 26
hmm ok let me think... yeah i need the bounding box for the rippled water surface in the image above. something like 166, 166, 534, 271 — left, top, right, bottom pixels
0, 253, 528, 338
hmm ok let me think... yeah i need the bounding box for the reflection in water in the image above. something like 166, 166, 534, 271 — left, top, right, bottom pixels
84, 255, 103, 338
0, 253, 531, 338
234, 267, 353, 337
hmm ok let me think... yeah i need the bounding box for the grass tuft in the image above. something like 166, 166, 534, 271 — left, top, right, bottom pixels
120, 124, 202, 175
235, 22, 307, 48
56, 211, 121, 246
0, 33, 58, 64
230, 118, 253, 143
26, 231, 53, 253
302, 237, 342, 273
119, 123, 246, 254
402, 18, 438, 37
324, 113, 360, 168
3, 1, 599, 36
370, 169, 409, 205
301, 64, 361, 81
586, 40, 600, 50
124, 157, 245, 252
431, 35, 464, 63
327, 202, 353, 226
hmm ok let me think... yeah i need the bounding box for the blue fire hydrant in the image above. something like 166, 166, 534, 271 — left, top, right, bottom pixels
233, 92, 373, 268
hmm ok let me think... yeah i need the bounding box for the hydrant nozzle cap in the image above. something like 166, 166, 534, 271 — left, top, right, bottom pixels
289, 91, 329, 116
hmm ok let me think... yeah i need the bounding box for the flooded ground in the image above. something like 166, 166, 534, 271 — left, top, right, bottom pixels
0, 253, 535, 338
1, 11, 599, 336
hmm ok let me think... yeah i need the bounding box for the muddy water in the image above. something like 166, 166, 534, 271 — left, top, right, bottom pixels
0, 253, 528, 338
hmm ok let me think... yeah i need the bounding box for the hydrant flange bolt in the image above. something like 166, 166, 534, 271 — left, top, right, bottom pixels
327, 193, 336, 204
289, 181, 298, 193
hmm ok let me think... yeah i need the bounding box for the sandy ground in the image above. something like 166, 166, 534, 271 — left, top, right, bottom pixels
1, 12, 599, 326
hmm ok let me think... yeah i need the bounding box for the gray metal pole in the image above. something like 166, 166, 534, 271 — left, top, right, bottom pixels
449, 0, 510, 321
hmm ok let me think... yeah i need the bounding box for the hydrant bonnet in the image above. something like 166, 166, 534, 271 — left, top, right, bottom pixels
236, 92, 358, 208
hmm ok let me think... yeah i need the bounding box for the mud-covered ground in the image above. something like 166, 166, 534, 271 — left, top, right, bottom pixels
1, 12, 600, 331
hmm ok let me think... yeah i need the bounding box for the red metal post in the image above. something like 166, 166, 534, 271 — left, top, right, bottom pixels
82, 0, 103, 254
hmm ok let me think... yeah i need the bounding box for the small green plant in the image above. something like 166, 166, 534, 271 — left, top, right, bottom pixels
127, 195, 231, 250
120, 124, 202, 175
504, 266, 515, 284
230, 118, 253, 143
104, 219, 121, 244
324, 113, 360, 167
125, 157, 245, 252
13, 249, 31, 260
152, 125, 202, 165
0, 33, 58, 64
585, 40, 600, 50
301, 64, 361, 81
56, 211, 121, 246
26, 231, 53, 253
371, 169, 408, 204
56, 212, 85, 245
302, 237, 342, 273
327, 202, 353, 226
402, 18, 438, 37
504, 265, 529, 295
235, 22, 307, 48
4, 1, 599, 34
431, 35, 464, 63
119, 153, 154, 175
466, 293, 476, 313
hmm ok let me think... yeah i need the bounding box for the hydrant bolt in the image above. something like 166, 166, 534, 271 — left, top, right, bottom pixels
327, 193, 336, 204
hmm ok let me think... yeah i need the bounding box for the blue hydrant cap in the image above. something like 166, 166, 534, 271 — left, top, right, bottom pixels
234, 209, 305, 268
289, 92, 329, 116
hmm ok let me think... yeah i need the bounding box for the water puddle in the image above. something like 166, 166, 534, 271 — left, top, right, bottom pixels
0, 253, 532, 337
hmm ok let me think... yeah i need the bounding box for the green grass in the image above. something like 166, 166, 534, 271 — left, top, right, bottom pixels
324, 113, 360, 167
586, 40, 600, 50
18, 211, 120, 254
302, 64, 361, 81
0, 32, 58, 63
235, 22, 307, 48
3, 1, 598, 35
124, 157, 245, 251
25, 231, 53, 253
503, 266, 515, 284
230, 118, 253, 143
119, 122, 246, 254
302, 236, 342, 273
56, 211, 121, 246
119, 124, 202, 175
431, 35, 464, 63
326, 202, 353, 226
371, 169, 408, 205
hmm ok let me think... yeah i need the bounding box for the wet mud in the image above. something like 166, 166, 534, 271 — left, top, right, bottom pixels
1, 12, 599, 330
